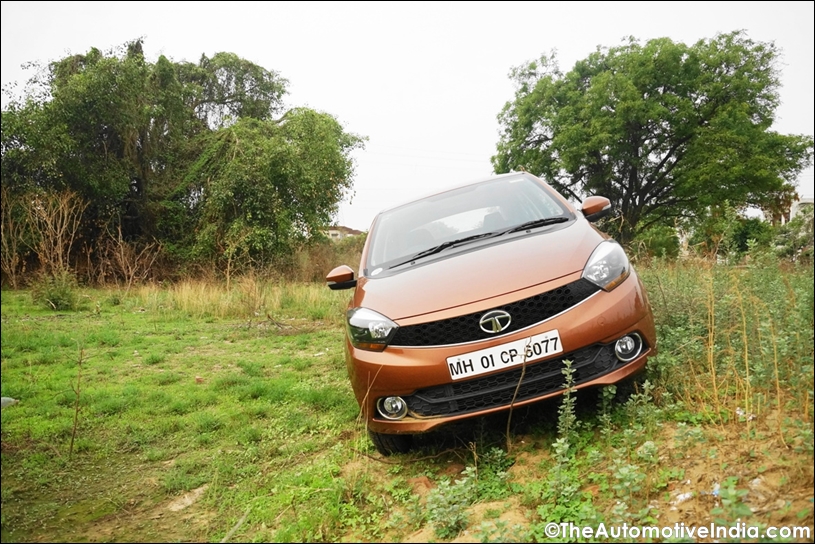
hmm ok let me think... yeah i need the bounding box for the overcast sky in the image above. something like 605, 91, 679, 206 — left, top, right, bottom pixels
2, 1, 813, 231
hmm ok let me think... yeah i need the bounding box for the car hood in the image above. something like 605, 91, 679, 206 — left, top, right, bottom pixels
354, 221, 606, 320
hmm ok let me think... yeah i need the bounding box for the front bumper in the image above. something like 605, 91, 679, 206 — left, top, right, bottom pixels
346, 270, 657, 435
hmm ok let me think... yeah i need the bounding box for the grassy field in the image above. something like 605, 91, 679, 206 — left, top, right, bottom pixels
1, 256, 813, 543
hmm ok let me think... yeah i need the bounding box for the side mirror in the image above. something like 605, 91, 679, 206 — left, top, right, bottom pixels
326, 265, 357, 290
581, 196, 612, 223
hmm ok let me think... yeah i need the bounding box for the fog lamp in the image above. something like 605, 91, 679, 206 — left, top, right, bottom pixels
377, 396, 408, 420
615, 333, 642, 362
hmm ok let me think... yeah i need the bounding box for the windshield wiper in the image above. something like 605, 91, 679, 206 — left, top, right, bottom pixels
501, 216, 569, 234
389, 232, 498, 269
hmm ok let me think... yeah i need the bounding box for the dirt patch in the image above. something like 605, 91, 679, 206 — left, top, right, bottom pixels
355, 418, 814, 542
399, 496, 528, 543
654, 421, 814, 533
167, 484, 209, 512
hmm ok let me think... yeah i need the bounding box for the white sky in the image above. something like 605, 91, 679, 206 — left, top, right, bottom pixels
2, 0, 813, 231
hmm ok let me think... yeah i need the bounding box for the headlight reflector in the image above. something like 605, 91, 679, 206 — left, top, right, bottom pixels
582, 240, 630, 291
347, 307, 398, 351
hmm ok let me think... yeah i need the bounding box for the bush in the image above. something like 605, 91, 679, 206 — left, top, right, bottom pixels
631, 224, 680, 260
773, 205, 814, 262
732, 217, 773, 253
30, 269, 79, 310
286, 233, 367, 282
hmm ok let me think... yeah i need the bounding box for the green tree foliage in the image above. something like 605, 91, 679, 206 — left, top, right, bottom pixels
190, 51, 289, 127
774, 204, 814, 262
1, 39, 364, 277
731, 217, 773, 253
186, 109, 363, 266
688, 201, 777, 259
493, 31, 814, 244
631, 224, 681, 260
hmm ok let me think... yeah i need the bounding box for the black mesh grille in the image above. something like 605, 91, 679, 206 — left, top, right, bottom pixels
390, 278, 600, 347
401, 343, 620, 418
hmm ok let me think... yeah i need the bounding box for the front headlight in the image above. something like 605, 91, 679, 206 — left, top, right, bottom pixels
582, 240, 630, 291
347, 307, 399, 352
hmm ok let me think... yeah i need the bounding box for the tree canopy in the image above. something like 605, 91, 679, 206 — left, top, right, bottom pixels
492, 31, 814, 243
1, 38, 364, 276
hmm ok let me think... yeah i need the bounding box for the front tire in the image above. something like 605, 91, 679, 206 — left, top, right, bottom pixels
368, 429, 413, 455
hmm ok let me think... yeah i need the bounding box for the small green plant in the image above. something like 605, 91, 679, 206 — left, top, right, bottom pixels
635, 440, 659, 465
597, 384, 617, 441
144, 353, 165, 365
674, 422, 707, 447
530, 359, 601, 534
711, 476, 753, 524
544, 360, 582, 504
68, 348, 86, 459
383, 492, 424, 533
608, 500, 631, 524
610, 451, 646, 503
473, 519, 531, 543
557, 359, 578, 444
653, 466, 685, 492
474, 446, 514, 500
622, 379, 660, 431
403, 493, 426, 531
426, 470, 476, 539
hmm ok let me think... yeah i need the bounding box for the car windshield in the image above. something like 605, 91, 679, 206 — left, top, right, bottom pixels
365, 174, 572, 272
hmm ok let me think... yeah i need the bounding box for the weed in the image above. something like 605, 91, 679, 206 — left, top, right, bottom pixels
557, 359, 578, 445
473, 520, 531, 543
597, 384, 616, 442
474, 446, 514, 501
194, 410, 224, 433
674, 422, 707, 448
162, 456, 210, 493
610, 452, 646, 503
528, 360, 603, 535
144, 353, 165, 365
426, 471, 476, 539
635, 440, 659, 465
401, 494, 426, 531
710, 476, 753, 525
156, 373, 184, 387
622, 379, 660, 432
237, 426, 262, 445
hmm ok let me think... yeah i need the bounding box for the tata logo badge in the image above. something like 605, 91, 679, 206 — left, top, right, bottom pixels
479, 310, 512, 334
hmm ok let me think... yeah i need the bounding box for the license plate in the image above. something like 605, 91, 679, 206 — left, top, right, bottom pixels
446, 329, 562, 380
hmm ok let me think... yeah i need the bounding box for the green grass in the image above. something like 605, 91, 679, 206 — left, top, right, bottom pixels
1, 258, 813, 542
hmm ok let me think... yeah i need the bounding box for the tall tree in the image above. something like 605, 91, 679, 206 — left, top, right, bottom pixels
492, 31, 814, 243
186, 109, 364, 266
1, 39, 363, 276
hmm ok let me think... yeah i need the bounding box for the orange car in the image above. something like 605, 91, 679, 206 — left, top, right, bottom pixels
326, 172, 656, 455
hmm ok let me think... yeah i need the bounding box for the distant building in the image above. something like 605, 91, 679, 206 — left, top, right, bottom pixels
324, 225, 363, 241
758, 195, 814, 225
790, 197, 814, 221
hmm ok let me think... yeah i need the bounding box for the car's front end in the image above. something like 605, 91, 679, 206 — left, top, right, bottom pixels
327, 172, 657, 454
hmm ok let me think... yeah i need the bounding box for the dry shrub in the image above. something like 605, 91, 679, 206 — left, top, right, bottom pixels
288, 234, 366, 283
